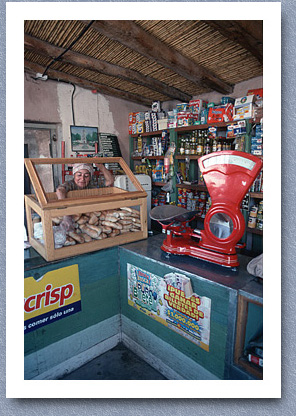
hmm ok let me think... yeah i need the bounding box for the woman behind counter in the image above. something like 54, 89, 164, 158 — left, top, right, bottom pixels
56, 162, 114, 231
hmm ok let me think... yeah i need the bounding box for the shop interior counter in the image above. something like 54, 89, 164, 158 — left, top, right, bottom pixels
119, 233, 260, 292
24, 234, 263, 380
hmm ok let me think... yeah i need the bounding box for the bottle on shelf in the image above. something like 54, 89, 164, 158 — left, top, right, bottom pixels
190, 134, 195, 155
197, 130, 204, 156
212, 136, 217, 152
185, 136, 191, 155
179, 136, 185, 155
204, 133, 212, 155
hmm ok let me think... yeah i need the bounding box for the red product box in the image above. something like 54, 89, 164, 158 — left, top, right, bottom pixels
247, 88, 263, 100
128, 112, 136, 124
207, 104, 233, 123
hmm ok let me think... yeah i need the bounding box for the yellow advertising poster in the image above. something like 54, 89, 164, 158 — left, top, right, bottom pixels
24, 264, 81, 334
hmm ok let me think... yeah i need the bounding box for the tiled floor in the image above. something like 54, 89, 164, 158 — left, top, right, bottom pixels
59, 342, 167, 380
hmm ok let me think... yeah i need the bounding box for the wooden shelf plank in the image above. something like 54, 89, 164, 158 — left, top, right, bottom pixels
249, 192, 263, 199
131, 129, 165, 137
175, 155, 202, 160
247, 227, 263, 235
153, 182, 166, 187
132, 155, 165, 160
176, 183, 207, 191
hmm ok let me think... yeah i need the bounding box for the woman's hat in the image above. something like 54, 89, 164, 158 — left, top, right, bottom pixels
72, 163, 93, 176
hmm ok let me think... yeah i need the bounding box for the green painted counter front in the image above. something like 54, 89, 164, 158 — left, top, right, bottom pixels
24, 247, 120, 379
119, 250, 232, 379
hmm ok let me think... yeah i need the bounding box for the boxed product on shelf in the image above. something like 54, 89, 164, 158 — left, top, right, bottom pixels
207, 103, 233, 123
189, 99, 208, 114
250, 170, 263, 192
135, 112, 145, 123
176, 103, 189, 112
233, 95, 256, 120
129, 112, 137, 124
152, 160, 165, 182
177, 111, 194, 127
158, 118, 168, 130
136, 122, 145, 134
132, 124, 137, 134
145, 120, 152, 132
200, 108, 209, 124
167, 110, 178, 128
221, 96, 235, 105
247, 88, 263, 100
152, 101, 161, 112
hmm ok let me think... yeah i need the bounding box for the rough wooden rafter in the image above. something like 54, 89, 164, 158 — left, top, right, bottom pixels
204, 20, 263, 64
86, 20, 233, 94
24, 34, 192, 102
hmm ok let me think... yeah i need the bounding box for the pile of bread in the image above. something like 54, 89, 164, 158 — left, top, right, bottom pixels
52, 207, 141, 246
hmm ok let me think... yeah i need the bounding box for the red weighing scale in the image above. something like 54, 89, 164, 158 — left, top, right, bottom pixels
150, 151, 263, 268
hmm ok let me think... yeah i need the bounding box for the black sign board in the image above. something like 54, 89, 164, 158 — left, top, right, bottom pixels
98, 133, 122, 172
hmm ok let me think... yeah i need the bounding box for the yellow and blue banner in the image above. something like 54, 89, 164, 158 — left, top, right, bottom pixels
24, 264, 81, 334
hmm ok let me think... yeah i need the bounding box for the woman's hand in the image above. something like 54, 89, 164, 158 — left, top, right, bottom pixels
95, 163, 114, 187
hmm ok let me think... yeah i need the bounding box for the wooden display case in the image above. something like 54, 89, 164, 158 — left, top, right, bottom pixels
24, 157, 148, 262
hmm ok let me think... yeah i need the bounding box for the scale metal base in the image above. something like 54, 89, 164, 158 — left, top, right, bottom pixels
161, 234, 240, 268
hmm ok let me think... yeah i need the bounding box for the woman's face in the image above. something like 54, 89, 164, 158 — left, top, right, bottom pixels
74, 169, 91, 189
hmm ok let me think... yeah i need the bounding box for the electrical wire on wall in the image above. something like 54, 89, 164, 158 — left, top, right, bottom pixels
71, 83, 76, 126
41, 20, 95, 78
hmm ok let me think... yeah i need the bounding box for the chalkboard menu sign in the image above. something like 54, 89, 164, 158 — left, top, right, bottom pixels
98, 133, 122, 172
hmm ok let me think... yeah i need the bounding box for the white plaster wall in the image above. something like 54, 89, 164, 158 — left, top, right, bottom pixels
24, 74, 149, 164
24, 73, 61, 123
57, 83, 99, 157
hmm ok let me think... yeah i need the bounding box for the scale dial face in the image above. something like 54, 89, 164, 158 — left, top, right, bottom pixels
202, 154, 256, 171
209, 212, 234, 240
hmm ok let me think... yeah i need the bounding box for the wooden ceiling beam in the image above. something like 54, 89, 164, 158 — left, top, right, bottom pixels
204, 20, 263, 64
24, 34, 191, 102
86, 20, 233, 95
24, 60, 152, 106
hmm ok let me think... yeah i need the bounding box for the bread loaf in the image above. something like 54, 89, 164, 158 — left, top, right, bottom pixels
77, 215, 89, 225
97, 233, 107, 240
79, 224, 101, 239
88, 213, 99, 225
109, 229, 120, 237
81, 233, 93, 242
120, 207, 140, 217
118, 219, 133, 225
101, 220, 123, 230
102, 226, 112, 234
86, 224, 103, 235
64, 236, 76, 246
68, 231, 85, 243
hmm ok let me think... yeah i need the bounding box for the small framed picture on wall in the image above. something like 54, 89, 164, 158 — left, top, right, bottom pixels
70, 125, 98, 152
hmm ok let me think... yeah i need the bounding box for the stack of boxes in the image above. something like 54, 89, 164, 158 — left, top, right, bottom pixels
176, 100, 208, 127
129, 89, 263, 134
